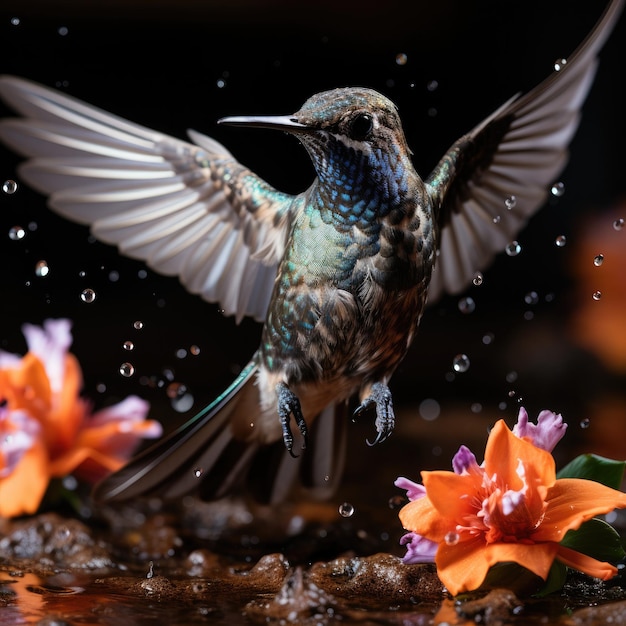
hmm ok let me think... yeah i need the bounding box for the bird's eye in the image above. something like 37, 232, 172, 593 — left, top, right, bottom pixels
349, 113, 374, 141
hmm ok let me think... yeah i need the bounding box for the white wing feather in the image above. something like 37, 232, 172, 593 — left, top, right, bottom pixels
0, 76, 295, 323
427, 0, 623, 301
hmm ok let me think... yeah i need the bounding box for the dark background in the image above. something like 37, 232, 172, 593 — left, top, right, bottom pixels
0, 1, 625, 494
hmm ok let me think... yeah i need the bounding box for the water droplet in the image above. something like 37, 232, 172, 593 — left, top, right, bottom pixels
470, 403, 482, 413
166, 382, 187, 399
555, 235, 567, 247
579, 418, 590, 429
338, 502, 355, 518
108, 270, 120, 282
492, 215, 501, 224
119, 362, 135, 377
190, 344, 201, 356
2, 179, 18, 194
482, 332, 495, 345
419, 398, 440, 421
388, 495, 407, 510
8, 226, 25, 240
551, 181, 565, 197
395, 52, 408, 66
133, 320, 144, 330
35, 260, 49, 277
504, 195, 516, 210
472, 272, 483, 286
444, 531, 460, 546
426, 79, 439, 92
175, 348, 187, 359
58, 25, 69, 36
592, 291, 602, 301
452, 353, 470, 373
593, 254, 604, 267
613, 218, 624, 231
80, 288, 96, 303
524, 291, 539, 305
123, 340, 134, 351
171, 392, 194, 413
138, 269, 148, 279
10, 17, 20, 26
554, 58, 567, 71
458, 296, 475, 314
505, 241, 522, 257
194, 468, 204, 478
508, 390, 517, 398
505, 371, 518, 383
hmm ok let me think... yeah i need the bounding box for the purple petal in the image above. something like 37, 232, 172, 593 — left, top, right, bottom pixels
0, 409, 41, 478
90, 396, 152, 428
21, 319, 73, 393
394, 476, 426, 501
513, 407, 567, 452
452, 445, 481, 475
399, 532, 438, 564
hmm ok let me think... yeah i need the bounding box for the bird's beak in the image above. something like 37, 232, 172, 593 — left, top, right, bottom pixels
218, 114, 313, 133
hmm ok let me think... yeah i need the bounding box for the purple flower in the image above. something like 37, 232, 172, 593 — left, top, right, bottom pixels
513, 407, 567, 452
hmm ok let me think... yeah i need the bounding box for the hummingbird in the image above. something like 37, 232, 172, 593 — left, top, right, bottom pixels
0, 0, 622, 505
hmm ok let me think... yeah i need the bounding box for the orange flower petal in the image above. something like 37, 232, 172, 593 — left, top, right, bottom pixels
437, 537, 559, 595
45, 354, 85, 451
421, 470, 483, 524
556, 544, 618, 581
533, 478, 626, 542
49, 446, 123, 480
0, 439, 49, 518
435, 535, 490, 595
399, 495, 456, 542
483, 541, 558, 581
484, 419, 556, 491
0, 354, 51, 420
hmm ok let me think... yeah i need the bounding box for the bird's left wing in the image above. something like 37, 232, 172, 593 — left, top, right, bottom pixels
0, 75, 296, 322
426, 0, 623, 302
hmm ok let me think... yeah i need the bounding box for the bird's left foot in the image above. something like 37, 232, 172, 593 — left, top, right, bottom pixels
352, 382, 395, 446
276, 382, 308, 457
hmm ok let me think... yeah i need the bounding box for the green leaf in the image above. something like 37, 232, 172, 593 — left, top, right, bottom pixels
534, 560, 567, 597
557, 454, 626, 489
561, 518, 625, 563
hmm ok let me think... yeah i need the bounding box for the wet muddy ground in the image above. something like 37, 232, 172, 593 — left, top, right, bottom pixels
1, 500, 625, 626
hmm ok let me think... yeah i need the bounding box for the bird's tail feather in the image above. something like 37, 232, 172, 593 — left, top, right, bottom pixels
93, 360, 347, 505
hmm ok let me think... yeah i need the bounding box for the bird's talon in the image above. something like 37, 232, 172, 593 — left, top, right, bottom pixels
276, 382, 308, 455
356, 382, 395, 447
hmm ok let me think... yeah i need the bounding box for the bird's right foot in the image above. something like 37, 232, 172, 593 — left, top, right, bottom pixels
276, 382, 308, 457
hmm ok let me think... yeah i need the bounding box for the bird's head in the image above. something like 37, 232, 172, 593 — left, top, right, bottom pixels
218, 87, 412, 179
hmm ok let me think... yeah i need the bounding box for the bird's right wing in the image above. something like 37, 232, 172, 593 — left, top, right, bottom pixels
0, 76, 297, 323
425, 0, 623, 302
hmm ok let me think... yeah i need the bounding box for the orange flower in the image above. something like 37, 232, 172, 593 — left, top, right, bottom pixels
397, 418, 626, 595
0, 319, 162, 518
